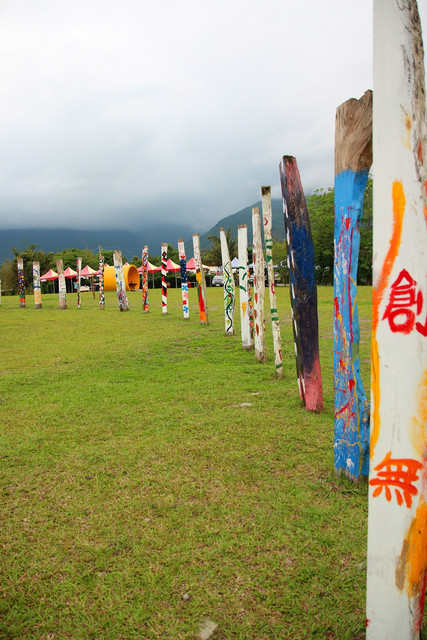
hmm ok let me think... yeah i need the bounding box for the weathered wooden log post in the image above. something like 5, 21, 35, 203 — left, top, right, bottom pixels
262, 186, 283, 378
56, 259, 67, 310
17, 258, 26, 308
366, 1, 427, 637
333, 90, 373, 479
237, 224, 254, 349
219, 227, 235, 335
98, 251, 105, 309
192, 233, 209, 324
76, 256, 82, 309
252, 207, 267, 362
113, 250, 129, 311
141, 245, 149, 312
279, 156, 323, 411
178, 239, 189, 319
32, 261, 42, 309
161, 242, 168, 315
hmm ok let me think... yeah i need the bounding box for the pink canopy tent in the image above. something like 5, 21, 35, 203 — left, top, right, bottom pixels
40, 268, 58, 281
137, 261, 162, 274
186, 257, 196, 270
166, 259, 180, 272
64, 267, 77, 278
80, 265, 98, 277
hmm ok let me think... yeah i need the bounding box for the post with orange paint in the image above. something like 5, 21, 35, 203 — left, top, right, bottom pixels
192, 233, 209, 325
333, 90, 373, 480
366, 2, 427, 638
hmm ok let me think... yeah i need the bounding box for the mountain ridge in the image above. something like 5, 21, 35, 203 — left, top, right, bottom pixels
0, 199, 285, 263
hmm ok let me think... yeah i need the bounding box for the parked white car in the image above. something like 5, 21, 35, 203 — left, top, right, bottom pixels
212, 275, 224, 286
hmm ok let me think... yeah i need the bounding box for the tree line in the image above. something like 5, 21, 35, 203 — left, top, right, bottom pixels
0, 177, 373, 294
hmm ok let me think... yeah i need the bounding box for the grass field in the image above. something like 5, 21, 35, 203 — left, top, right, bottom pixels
1, 285, 375, 639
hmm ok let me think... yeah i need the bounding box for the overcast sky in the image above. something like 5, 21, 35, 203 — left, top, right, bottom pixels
1, 0, 426, 233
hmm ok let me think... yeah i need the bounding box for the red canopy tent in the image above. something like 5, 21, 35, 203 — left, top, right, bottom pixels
186, 257, 196, 270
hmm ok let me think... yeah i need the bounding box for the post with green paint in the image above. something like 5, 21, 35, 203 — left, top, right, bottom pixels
237, 224, 253, 350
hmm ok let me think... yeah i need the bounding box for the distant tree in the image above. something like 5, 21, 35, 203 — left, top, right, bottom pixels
306, 176, 373, 285
1, 245, 54, 294
202, 228, 237, 266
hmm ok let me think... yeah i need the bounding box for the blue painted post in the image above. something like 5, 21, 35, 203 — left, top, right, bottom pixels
333, 90, 372, 480
279, 156, 324, 411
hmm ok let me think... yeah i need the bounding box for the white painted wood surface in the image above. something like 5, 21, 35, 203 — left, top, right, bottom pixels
56, 259, 67, 310
33, 261, 42, 309
237, 224, 253, 350
178, 239, 189, 319
113, 250, 129, 311
262, 186, 283, 378
76, 256, 82, 309
219, 227, 235, 335
366, 2, 427, 637
192, 233, 209, 324
252, 207, 267, 362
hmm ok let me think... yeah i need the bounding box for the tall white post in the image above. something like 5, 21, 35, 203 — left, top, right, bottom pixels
178, 239, 189, 319
192, 233, 209, 324
366, 1, 427, 638
76, 256, 82, 309
219, 227, 235, 336
252, 206, 267, 362
113, 250, 129, 311
33, 261, 42, 309
262, 186, 283, 378
56, 259, 67, 310
238, 224, 253, 350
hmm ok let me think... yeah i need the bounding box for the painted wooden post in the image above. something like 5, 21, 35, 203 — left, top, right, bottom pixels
56, 259, 67, 310
113, 250, 129, 311
279, 156, 324, 411
366, 2, 427, 637
333, 91, 372, 478
178, 239, 189, 319
192, 233, 209, 325
99, 251, 105, 309
17, 258, 26, 308
141, 245, 149, 312
219, 227, 235, 335
237, 224, 254, 350
0, 278, 2, 305
32, 261, 42, 309
252, 207, 267, 362
76, 256, 82, 309
262, 186, 283, 378
161, 242, 168, 315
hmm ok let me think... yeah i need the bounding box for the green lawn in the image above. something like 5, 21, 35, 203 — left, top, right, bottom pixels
0, 286, 372, 639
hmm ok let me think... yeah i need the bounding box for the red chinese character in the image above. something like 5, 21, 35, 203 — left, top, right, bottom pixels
383, 269, 427, 335
369, 451, 423, 508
